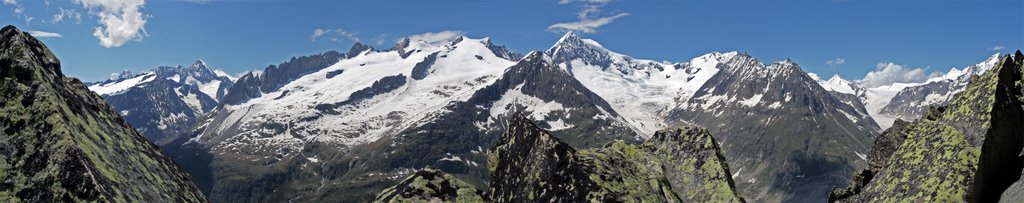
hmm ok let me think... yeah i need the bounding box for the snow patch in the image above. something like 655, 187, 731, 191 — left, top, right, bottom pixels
88, 72, 156, 96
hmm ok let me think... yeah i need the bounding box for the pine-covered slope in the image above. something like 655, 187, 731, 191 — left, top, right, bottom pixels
487, 114, 743, 202
0, 25, 205, 202
830, 51, 1024, 202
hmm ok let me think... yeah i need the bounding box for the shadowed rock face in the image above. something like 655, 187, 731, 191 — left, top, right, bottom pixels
0, 25, 206, 202
831, 51, 1024, 202
486, 114, 743, 202
220, 50, 344, 106
486, 114, 598, 202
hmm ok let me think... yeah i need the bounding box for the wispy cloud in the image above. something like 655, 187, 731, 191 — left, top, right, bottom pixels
374, 34, 388, 46
858, 62, 939, 87
826, 57, 846, 66
28, 30, 62, 38
311, 28, 360, 43
73, 0, 149, 48
548, 0, 628, 33
51, 8, 82, 24
989, 45, 1006, 51
5, 0, 34, 25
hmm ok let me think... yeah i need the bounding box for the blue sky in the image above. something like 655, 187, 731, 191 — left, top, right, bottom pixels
1, 0, 1021, 85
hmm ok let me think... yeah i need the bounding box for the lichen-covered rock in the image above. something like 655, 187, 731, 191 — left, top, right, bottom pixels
373, 168, 487, 203
838, 120, 979, 202
487, 113, 599, 202
642, 128, 744, 202
829, 118, 914, 201
488, 114, 743, 202
0, 25, 206, 202
577, 141, 680, 202
830, 51, 1024, 202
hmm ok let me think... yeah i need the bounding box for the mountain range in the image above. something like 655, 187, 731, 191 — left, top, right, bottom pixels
86, 60, 235, 144
82, 30, 1016, 202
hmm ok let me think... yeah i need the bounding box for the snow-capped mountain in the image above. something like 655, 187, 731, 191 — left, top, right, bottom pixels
879, 53, 1002, 120
548, 32, 879, 202
159, 32, 654, 201
88, 60, 235, 144
811, 53, 1003, 129
150, 32, 889, 202
665, 56, 879, 202
143, 32, 1011, 202
547, 31, 711, 136
190, 36, 520, 152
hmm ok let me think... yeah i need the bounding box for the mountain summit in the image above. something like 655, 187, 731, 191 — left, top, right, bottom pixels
0, 25, 205, 202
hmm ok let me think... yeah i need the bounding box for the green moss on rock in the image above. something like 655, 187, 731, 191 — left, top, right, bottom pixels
0, 25, 205, 202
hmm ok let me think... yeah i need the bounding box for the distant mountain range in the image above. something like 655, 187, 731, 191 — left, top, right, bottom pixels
84, 30, 1015, 202
86, 60, 235, 144
812, 53, 1003, 129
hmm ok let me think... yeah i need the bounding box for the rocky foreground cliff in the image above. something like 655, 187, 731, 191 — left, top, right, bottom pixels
374, 114, 743, 202
830, 51, 1024, 202
0, 25, 205, 202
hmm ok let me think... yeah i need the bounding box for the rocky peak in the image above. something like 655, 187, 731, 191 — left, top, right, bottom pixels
1, 25, 62, 78
481, 37, 522, 61
190, 59, 209, 70
449, 35, 465, 46
545, 31, 614, 67
346, 42, 375, 58
487, 114, 742, 202
488, 113, 595, 202
108, 69, 140, 81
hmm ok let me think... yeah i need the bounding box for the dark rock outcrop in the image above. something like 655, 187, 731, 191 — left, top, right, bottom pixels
0, 25, 206, 202
372, 168, 487, 203
487, 114, 743, 202
221, 50, 343, 105
487, 114, 599, 202
830, 51, 1024, 202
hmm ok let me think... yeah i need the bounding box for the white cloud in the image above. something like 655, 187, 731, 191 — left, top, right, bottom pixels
73, 0, 149, 48
28, 30, 62, 38
311, 28, 360, 43
989, 45, 1006, 51
405, 30, 465, 45
559, 0, 610, 5
549, 0, 628, 33
374, 34, 388, 46
858, 62, 938, 87
4, 0, 34, 26
826, 57, 846, 66
51, 8, 82, 24
548, 13, 628, 33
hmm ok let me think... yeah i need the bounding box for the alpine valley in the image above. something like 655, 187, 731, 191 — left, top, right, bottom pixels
69, 26, 1024, 203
